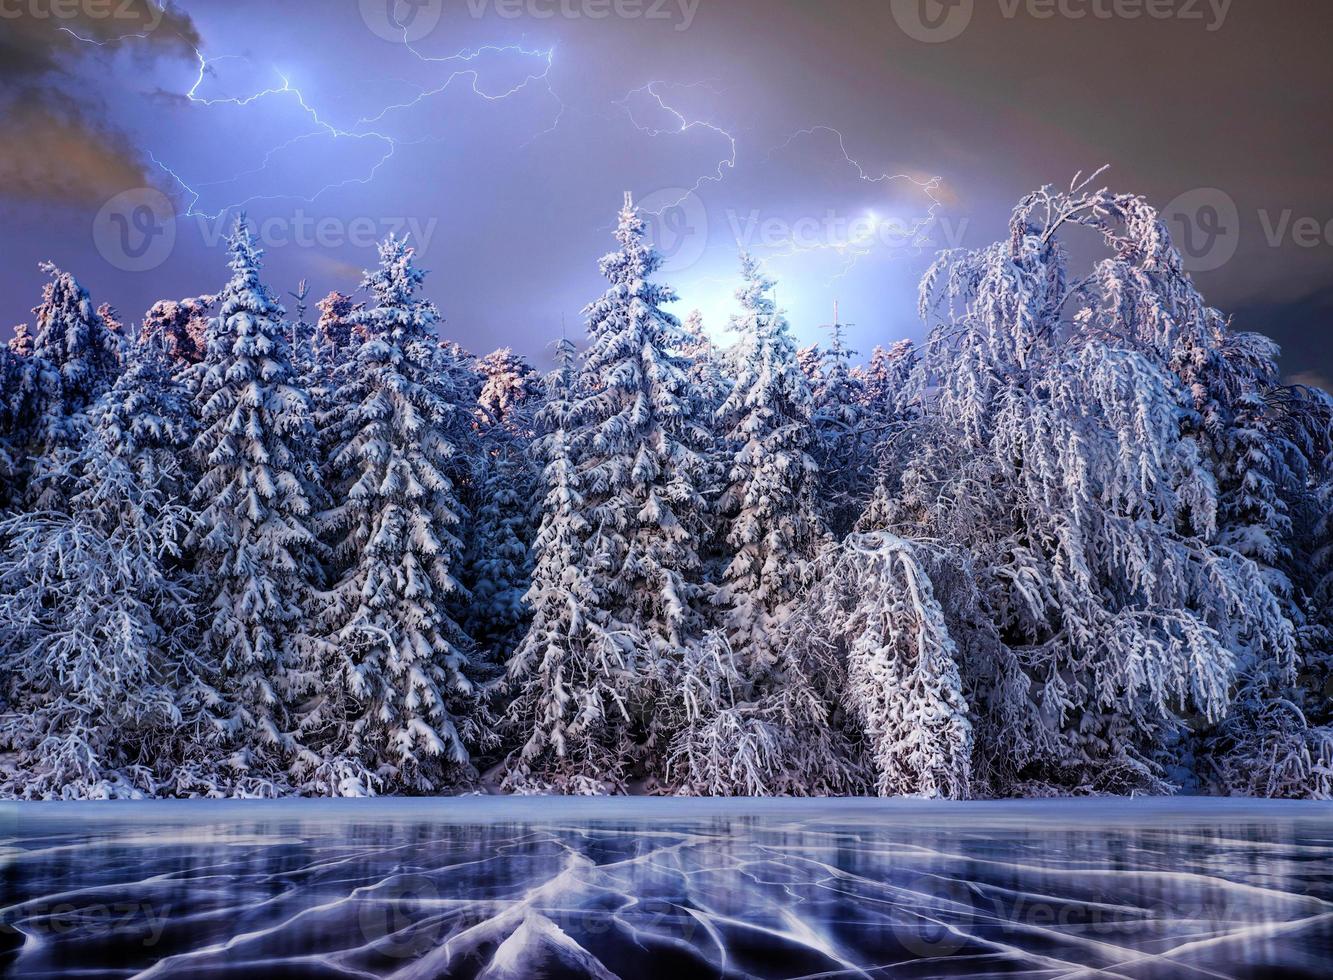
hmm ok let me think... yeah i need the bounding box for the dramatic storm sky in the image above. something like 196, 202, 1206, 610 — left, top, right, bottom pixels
2, 0, 1330, 379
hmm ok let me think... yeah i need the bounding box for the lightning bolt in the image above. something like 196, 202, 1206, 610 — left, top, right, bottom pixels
614, 84, 943, 283
757, 125, 944, 279
152, 40, 562, 220
60, 10, 565, 222
615, 81, 737, 212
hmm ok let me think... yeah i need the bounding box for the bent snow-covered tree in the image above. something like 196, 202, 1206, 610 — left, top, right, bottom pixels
786, 534, 973, 799
875, 174, 1295, 794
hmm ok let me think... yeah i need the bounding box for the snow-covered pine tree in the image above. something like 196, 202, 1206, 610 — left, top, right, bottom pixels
186, 218, 328, 796
462, 349, 543, 665
319, 234, 484, 794
476, 348, 542, 435
19, 263, 122, 507
1, 337, 62, 509
680, 309, 731, 420
500, 336, 638, 792
0, 338, 208, 799
714, 253, 827, 668
27, 264, 122, 409
565, 194, 711, 765
809, 307, 870, 538
314, 290, 366, 369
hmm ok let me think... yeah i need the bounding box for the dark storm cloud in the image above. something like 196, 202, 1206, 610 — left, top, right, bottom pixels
0, 1, 199, 203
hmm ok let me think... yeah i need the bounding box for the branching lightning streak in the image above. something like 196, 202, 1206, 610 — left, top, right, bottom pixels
615, 81, 737, 213
63, 15, 564, 221
759, 125, 945, 279
613, 86, 944, 283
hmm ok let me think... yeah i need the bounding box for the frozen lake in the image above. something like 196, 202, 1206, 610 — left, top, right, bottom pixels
1, 797, 1331, 978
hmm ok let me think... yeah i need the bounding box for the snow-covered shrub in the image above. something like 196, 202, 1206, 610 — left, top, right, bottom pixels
784, 534, 972, 799
663, 631, 857, 797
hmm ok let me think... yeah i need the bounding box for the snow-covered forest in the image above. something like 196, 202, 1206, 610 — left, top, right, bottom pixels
2, 177, 1331, 801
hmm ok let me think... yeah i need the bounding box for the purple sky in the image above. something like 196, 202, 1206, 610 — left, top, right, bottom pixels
3, 0, 1331, 380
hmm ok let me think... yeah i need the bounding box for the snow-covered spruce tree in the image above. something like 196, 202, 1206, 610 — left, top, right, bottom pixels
319, 235, 485, 794
0, 339, 210, 799
1187, 353, 1333, 797
714, 254, 827, 668
783, 533, 973, 798
809, 312, 871, 538
679, 309, 734, 584
564, 194, 711, 770
462, 349, 543, 665
314, 290, 366, 369
186, 218, 328, 796
0, 346, 47, 506
874, 175, 1295, 795
476, 347, 542, 436
500, 337, 639, 793
852, 340, 919, 474
681, 309, 731, 420
18, 263, 122, 507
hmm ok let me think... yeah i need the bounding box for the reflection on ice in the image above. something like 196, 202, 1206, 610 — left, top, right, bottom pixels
1, 798, 1330, 978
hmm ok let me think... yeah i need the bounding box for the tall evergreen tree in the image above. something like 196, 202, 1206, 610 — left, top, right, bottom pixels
501, 337, 636, 792
19, 263, 122, 506
186, 219, 327, 794
809, 308, 869, 537
463, 349, 542, 665
714, 254, 827, 667
567, 194, 710, 759
320, 235, 484, 793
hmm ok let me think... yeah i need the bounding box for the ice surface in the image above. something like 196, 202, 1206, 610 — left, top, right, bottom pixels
1, 797, 1330, 978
